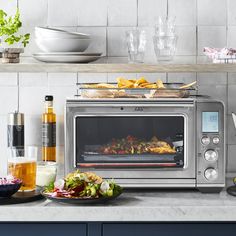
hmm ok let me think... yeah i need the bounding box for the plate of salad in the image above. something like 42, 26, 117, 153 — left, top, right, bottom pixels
41, 170, 123, 204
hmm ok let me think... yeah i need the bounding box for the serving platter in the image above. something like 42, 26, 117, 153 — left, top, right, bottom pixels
0, 188, 44, 205
41, 190, 122, 205
33, 54, 103, 63
79, 82, 197, 99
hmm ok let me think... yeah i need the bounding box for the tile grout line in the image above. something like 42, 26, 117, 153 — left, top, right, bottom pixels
195, 0, 198, 60
167, 0, 169, 16
46, 0, 49, 27
166, 0, 169, 82
226, 0, 229, 47
106, 1, 109, 60
17, 73, 20, 112
196, 0, 199, 81
136, 0, 139, 27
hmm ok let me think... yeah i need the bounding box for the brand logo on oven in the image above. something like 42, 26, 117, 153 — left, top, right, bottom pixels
134, 107, 144, 112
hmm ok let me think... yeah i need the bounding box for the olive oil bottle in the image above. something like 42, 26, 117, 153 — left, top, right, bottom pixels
42, 95, 56, 162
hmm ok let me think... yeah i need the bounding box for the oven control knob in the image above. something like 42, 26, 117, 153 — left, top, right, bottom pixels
213, 137, 220, 144
204, 150, 218, 162
201, 136, 210, 145
204, 168, 218, 181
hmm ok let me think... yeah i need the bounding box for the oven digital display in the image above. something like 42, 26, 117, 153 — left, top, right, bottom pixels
202, 112, 219, 133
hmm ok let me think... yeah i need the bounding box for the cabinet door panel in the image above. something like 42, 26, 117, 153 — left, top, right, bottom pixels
0, 223, 87, 236
103, 223, 236, 236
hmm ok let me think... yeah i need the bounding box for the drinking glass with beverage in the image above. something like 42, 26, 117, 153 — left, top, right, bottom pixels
8, 146, 37, 192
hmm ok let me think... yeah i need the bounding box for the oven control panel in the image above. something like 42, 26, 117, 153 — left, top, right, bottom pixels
196, 101, 225, 187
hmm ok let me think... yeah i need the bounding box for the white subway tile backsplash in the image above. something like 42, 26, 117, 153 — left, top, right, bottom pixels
197, 0, 227, 26
57, 116, 64, 147
20, 86, 75, 115
228, 115, 236, 145
168, 73, 196, 84
19, 73, 48, 87
56, 146, 65, 169
198, 85, 227, 104
0, 0, 17, 15
48, 0, 78, 26
78, 0, 107, 26
227, 27, 236, 48
228, 0, 236, 26
0, 87, 18, 115
197, 73, 227, 85
106, 57, 129, 63
48, 86, 76, 115
228, 85, 236, 114
0, 148, 7, 176
0, 115, 7, 148
108, 0, 137, 26
24, 115, 42, 146
76, 27, 107, 55
196, 55, 212, 64
227, 145, 236, 172
198, 26, 227, 55
228, 73, 236, 84
0, 73, 17, 86
19, 0, 48, 27
48, 73, 77, 86
19, 87, 48, 115
138, 0, 167, 26
107, 27, 133, 57
168, 0, 196, 26
171, 56, 197, 64
77, 73, 107, 83
175, 27, 196, 55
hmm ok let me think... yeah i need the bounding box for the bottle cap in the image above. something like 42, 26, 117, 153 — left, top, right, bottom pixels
45, 95, 53, 101
8, 112, 24, 126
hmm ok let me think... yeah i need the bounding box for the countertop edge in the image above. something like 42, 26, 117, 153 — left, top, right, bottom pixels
1, 205, 236, 222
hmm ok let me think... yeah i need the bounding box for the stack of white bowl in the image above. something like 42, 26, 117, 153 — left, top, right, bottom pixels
34, 27, 102, 63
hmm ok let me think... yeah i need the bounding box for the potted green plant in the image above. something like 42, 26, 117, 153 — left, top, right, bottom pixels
0, 8, 30, 63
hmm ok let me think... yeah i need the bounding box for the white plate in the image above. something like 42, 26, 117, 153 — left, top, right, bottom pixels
34, 52, 102, 56
33, 54, 102, 63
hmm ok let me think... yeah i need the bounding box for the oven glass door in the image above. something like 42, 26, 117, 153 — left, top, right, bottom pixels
75, 115, 185, 168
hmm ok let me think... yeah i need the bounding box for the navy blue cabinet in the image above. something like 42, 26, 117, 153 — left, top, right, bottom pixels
0, 223, 87, 236
103, 223, 236, 236
1, 223, 236, 236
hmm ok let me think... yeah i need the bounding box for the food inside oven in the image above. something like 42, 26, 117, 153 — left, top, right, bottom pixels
76, 116, 185, 168
95, 135, 176, 155
79, 77, 197, 99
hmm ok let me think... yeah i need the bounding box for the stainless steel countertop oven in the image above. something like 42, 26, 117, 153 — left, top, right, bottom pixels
65, 98, 225, 193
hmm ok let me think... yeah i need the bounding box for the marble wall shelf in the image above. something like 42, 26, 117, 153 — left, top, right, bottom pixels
1, 57, 236, 73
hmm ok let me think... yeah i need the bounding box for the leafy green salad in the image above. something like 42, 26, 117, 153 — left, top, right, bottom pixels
44, 170, 122, 199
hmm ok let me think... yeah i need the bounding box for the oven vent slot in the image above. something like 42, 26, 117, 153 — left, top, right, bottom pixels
66, 98, 195, 107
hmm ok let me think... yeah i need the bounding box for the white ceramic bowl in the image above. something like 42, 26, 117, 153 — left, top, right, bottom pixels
35, 27, 90, 39
35, 37, 91, 52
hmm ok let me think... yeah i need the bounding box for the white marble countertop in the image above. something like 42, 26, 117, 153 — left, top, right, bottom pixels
1, 188, 236, 222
